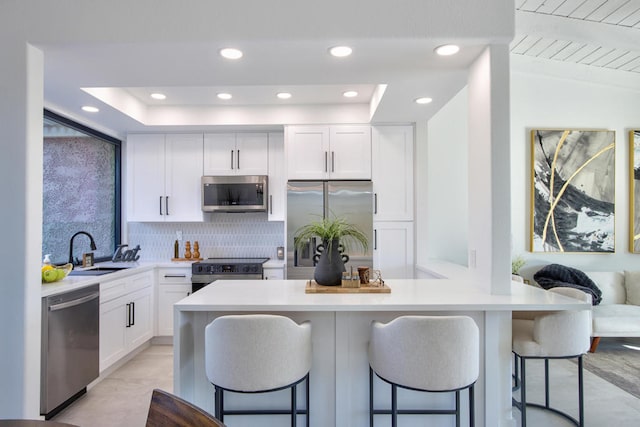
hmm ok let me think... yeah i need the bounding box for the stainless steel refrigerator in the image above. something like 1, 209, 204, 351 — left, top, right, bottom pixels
287, 180, 373, 280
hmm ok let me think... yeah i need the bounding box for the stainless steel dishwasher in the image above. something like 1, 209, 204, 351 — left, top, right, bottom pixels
41, 283, 99, 419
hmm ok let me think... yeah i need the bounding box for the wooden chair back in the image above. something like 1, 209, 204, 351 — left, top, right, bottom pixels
146, 389, 226, 427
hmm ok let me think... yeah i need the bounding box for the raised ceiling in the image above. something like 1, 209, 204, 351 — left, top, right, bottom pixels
513, 0, 640, 74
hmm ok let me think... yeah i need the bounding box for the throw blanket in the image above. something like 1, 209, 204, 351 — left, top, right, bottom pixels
533, 263, 602, 305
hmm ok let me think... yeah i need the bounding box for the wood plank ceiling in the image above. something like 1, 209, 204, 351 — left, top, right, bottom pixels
512, 0, 640, 74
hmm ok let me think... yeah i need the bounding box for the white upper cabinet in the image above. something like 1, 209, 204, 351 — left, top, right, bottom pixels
286, 125, 371, 180
127, 133, 203, 222
267, 132, 285, 221
372, 125, 414, 221
204, 133, 268, 175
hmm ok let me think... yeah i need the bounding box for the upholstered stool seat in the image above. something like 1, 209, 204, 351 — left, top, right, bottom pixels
368, 315, 479, 427
205, 314, 312, 426
512, 288, 591, 427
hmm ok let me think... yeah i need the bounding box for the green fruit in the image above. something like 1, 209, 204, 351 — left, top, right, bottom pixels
43, 269, 58, 283
56, 269, 66, 280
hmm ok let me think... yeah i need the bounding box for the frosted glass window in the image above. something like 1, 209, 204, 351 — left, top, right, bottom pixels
42, 110, 121, 265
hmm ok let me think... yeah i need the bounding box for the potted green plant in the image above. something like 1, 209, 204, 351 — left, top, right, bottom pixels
294, 215, 369, 286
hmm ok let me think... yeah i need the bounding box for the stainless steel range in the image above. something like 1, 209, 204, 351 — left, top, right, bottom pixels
191, 257, 269, 292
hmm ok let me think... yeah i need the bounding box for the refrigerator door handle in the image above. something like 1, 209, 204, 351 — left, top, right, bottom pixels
374, 229, 377, 250
374, 193, 378, 214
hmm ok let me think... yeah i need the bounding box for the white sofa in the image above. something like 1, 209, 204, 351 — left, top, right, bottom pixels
519, 268, 640, 352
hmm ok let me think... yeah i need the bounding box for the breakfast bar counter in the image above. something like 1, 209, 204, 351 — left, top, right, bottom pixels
173, 278, 588, 427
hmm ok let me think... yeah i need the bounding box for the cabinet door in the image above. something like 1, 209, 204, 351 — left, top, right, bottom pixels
372, 126, 414, 221
373, 221, 414, 279
165, 134, 204, 222
267, 132, 285, 221
99, 296, 127, 373
127, 134, 166, 221
203, 133, 236, 175
157, 284, 192, 336
235, 133, 268, 175
263, 267, 284, 280
329, 125, 371, 179
125, 286, 153, 350
286, 126, 329, 179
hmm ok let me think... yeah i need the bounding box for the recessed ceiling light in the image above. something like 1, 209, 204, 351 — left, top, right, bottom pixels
329, 46, 352, 57
81, 106, 99, 113
150, 93, 166, 100
343, 91, 358, 98
217, 93, 232, 100
435, 44, 460, 56
220, 48, 243, 59
277, 92, 292, 99
414, 97, 433, 105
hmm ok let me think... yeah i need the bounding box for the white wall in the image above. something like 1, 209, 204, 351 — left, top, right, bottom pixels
417, 87, 469, 266
511, 60, 640, 274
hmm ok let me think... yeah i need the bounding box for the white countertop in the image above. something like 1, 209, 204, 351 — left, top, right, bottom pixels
174, 278, 590, 312
40, 262, 155, 297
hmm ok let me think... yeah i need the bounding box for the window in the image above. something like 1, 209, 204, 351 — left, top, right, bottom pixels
42, 110, 121, 265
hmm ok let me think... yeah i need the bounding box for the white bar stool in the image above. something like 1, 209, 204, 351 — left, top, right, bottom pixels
368, 315, 479, 427
512, 287, 592, 427
205, 314, 312, 426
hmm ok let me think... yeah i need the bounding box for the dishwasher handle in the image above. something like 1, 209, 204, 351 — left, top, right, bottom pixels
49, 292, 99, 312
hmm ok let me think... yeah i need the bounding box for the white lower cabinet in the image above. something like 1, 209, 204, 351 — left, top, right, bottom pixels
373, 222, 414, 279
156, 267, 192, 336
99, 270, 154, 373
263, 266, 284, 280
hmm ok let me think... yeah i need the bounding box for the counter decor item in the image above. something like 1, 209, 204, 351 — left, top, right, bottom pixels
294, 215, 368, 286
172, 239, 202, 262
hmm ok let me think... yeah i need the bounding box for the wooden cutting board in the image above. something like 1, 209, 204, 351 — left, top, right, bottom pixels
305, 280, 391, 293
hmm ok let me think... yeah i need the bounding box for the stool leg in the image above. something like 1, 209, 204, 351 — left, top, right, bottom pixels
291, 383, 297, 427
369, 368, 374, 427
455, 390, 460, 427
520, 356, 527, 427
469, 384, 475, 427
578, 356, 584, 427
306, 373, 310, 427
544, 358, 550, 409
391, 383, 397, 427
214, 386, 224, 422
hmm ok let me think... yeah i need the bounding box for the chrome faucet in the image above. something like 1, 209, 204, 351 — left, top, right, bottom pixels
68, 231, 97, 265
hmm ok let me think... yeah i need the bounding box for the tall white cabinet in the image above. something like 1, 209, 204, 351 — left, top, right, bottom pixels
372, 125, 415, 278
286, 125, 371, 180
127, 134, 204, 222
267, 132, 285, 221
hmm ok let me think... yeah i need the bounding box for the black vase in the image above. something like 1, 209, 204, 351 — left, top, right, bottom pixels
314, 239, 346, 286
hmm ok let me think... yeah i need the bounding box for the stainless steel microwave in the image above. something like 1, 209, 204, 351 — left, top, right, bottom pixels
201, 175, 268, 212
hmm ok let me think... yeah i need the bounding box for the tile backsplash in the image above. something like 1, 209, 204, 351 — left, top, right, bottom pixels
127, 213, 284, 261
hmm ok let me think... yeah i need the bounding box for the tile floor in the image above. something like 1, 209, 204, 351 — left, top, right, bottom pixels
52, 343, 640, 426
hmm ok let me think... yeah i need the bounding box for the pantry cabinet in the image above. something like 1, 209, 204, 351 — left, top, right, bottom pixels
373, 221, 414, 279
156, 267, 191, 336
99, 270, 154, 372
267, 132, 285, 221
127, 134, 203, 222
203, 133, 268, 175
286, 125, 371, 180
372, 125, 414, 221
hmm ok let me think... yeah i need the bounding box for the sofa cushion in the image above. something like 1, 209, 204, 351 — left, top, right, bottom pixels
592, 304, 640, 335
585, 272, 626, 305
624, 270, 640, 305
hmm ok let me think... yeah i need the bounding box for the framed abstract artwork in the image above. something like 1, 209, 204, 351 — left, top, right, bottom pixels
530, 129, 615, 253
630, 130, 640, 253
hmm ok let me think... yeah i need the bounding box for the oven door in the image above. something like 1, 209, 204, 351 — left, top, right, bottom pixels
191, 273, 264, 293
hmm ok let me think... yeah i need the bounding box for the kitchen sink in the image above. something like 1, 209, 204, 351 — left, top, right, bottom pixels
68, 266, 132, 276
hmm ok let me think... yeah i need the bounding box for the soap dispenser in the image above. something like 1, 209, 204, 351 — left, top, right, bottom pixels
43, 254, 52, 266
